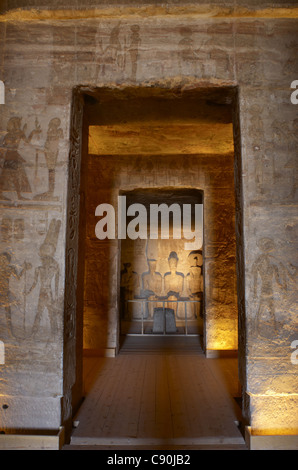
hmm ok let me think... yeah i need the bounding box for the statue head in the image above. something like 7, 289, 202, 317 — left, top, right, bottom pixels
188, 250, 203, 267
148, 259, 157, 272
168, 251, 178, 271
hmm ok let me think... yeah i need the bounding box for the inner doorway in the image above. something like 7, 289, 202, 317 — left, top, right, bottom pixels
81, 85, 239, 358
120, 188, 204, 337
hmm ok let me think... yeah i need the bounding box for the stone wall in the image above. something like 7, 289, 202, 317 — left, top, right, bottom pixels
0, 1, 297, 441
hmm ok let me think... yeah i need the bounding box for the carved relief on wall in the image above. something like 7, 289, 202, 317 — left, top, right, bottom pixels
176, 26, 232, 79
0, 110, 66, 347
26, 218, 61, 339
0, 250, 31, 340
252, 237, 286, 338
0, 214, 61, 342
95, 23, 141, 82
178, 27, 202, 77
271, 117, 298, 202
0, 117, 41, 201
0, 115, 65, 204
34, 118, 64, 201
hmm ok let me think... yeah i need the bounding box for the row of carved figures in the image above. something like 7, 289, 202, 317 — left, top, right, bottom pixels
0, 218, 61, 340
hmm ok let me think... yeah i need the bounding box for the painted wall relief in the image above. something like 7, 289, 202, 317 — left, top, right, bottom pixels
96, 23, 141, 81
34, 118, 64, 201
177, 26, 232, 79
0, 115, 64, 343
0, 117, 41, 201
0, 116, 64, 204
252, 238, 287, 338
178, 27, 201, 77
26, 218, 61, 339
0, 251, 31, 339
0, 217, 61, 341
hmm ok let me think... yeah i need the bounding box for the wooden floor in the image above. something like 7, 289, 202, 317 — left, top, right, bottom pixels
67, 336, 247, 450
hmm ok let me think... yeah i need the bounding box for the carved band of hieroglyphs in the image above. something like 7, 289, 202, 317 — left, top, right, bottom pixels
290, 80, 298, 104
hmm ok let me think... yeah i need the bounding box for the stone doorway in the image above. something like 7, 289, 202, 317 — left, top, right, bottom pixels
65, 83, 245, 427
119, 188, 204, 338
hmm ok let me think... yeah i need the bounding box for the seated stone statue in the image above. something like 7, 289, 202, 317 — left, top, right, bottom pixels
121, 262, 140, 319
141, 259, 162, 319
185, 250, 203, 319
164, 251, 184, 316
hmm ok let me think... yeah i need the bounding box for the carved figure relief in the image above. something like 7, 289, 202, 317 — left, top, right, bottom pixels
178, 27, 201, 77
128, 24, 141, 82
26, 218, 61, 339
0, 251, 31, 338
0, 117, 41, 201
101, 23, 123, 74
34, 117, 64, 201
252, 238, 285, 337
96, 23, 141, 81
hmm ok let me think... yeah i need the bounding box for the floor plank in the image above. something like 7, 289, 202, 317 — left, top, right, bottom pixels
137, 356, 157, 438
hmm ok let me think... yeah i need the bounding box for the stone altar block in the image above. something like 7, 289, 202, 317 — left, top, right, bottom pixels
152, 307, 177, 334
